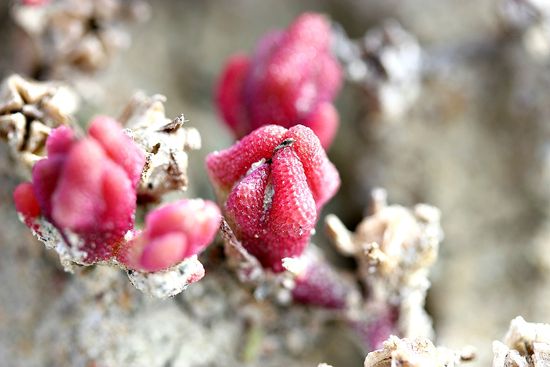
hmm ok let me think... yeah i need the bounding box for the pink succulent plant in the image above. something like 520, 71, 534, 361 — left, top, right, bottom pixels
14, 117, 221, 274
119, 199, 221, 272
14, 116, 145, 263
206, 124, 340, 272
216, 13, 342, 149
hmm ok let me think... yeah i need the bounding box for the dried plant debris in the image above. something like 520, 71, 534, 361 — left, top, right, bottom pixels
12, 0, 151, 78
499, 0, 550, 59
499, 0, 550, 32
0, 74, 78, 173
333, 20, 422, 121
325, 188, 443, 340
363, 336, 475, 367
220, 220, 294, 304
493, 317, 550, 367
120, 93, 201, 201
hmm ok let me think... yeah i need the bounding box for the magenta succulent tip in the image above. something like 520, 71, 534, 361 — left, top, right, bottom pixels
207, 124, 340, 272
215, 12, 342, 149
120, 199, 221, 272
24, 117, 146, 263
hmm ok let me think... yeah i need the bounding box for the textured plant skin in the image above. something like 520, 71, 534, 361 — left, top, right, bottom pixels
13, 182, 41, 227
206, 124, 340, 272
119, 199, 221, 272
291, 258, 350, 309
352, 307, 399, 351
14, 116, 145, 263
216, 13, 342, 149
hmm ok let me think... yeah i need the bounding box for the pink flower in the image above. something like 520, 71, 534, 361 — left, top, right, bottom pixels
206, 124, 340, 272
14, 116, 145, 263
119, 199, 221, 272
216, 13, 342, 149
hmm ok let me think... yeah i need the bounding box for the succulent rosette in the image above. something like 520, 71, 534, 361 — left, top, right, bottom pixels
216, 13, 342, 149
206, 124, 340, 272
13, 117, 221, 275
14, 116, 145, 263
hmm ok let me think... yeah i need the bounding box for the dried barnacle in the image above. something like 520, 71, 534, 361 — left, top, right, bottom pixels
363, 336, 474, 367
333, 20, 422, 121
119, 93, 201, 202
12, 0, 151, 78
499, 0, 550, 32
325, 188, 442, 340
493, 317, 550, 367
0, 74, 78, 174
499, 0, 550, 59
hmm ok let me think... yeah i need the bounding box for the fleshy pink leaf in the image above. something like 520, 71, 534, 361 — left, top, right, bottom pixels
13, 182, 41, 219
139, 233, 188, 272
216, 54, 250, 137
52, 139, 106, 231
46, 126, 74, 156
285, 125, 340, 209
206, 125, 286, 193
88, 116, 145, 188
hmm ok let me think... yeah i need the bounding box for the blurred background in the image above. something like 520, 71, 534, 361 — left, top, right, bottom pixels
2, 0, 550, 366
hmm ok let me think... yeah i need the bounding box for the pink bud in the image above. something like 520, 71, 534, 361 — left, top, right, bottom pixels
207, 124, 340, 272
216, 13, 342, 149
120, 199, 221, 272
18, 117, 145, 263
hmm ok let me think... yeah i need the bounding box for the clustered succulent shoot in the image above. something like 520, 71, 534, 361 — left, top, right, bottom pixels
206, 124, 339, 272
216, 13, 342, 149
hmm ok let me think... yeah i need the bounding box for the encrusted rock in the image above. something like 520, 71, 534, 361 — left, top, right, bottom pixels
127, 255, 205, 299
363, 336, 474, 367
334, 20, 422, 121
493, 316, 550, 367
0, 74, 78, 173
325, 188, 442, 340
120, 93, 201, 201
